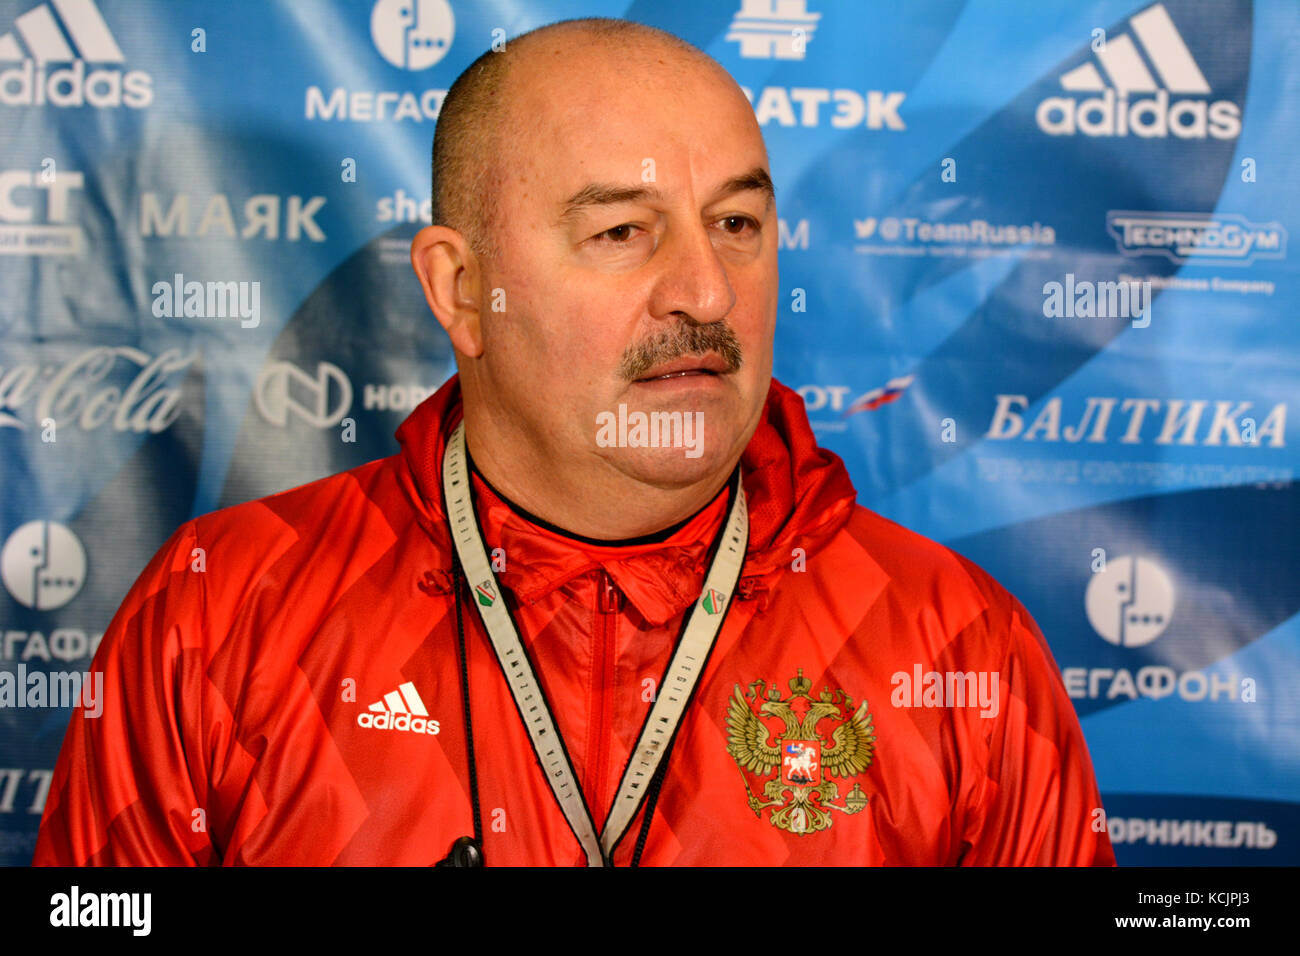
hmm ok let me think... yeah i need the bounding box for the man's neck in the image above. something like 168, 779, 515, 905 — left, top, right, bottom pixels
461, 417, 736, 542
468, 457, 718, 546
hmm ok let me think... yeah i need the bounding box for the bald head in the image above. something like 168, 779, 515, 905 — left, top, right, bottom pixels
430, 18, 731, 264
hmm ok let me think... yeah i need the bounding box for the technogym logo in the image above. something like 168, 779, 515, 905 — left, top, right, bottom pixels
0, 0, 153, 109
1107, 211, 1287, 266
1037, 3, 1239, 139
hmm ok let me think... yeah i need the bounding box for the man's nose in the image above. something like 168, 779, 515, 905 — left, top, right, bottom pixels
646, 220, 737, 324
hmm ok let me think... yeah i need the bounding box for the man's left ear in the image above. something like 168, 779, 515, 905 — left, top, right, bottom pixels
410, 225, 485, 357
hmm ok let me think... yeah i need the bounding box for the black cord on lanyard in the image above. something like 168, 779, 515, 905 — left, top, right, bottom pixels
435, 551, 484, 867
629, 739, 674, 867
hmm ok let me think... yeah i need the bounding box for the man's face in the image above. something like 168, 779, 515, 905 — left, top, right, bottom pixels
475, 45, 778, 489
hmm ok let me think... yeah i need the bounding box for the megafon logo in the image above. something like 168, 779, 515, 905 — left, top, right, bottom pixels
1085, 555, 1174, 647
1, 520, 86, 611
1037, 3, 1239, 140
0, 0, 152, 108
370, 0, 454, 71
304, 0, 453, 121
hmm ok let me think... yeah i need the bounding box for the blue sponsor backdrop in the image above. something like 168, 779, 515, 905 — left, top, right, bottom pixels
1, 0, 1296, 865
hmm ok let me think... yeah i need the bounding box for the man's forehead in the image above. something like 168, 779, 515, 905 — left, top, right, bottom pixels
518, 82, 755, 151
555, 167, 775, 225
499, 34, 768, 212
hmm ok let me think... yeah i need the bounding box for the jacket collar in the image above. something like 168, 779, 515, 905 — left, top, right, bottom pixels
395, 375, 858, 625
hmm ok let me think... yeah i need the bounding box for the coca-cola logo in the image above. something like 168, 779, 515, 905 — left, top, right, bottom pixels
0, 346, 197, 432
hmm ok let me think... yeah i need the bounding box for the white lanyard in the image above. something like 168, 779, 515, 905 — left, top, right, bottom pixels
441, 421, 749, 866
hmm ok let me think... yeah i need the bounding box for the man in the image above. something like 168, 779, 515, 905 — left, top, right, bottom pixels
34, 18, 1114, 866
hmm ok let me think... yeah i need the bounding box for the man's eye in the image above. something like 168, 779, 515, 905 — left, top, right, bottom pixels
595, 224, 639, 243
717, 215, 758, 235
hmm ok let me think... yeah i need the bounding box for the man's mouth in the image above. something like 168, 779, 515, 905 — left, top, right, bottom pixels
636, 369, 717, 382
632, 356, 729, 383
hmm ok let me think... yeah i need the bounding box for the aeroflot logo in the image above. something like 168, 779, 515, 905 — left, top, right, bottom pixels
0, 0, 153, 109
1037, 3, 1239, 139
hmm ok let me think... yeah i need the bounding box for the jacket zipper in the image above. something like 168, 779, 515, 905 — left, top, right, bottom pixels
588, 568, 621, 830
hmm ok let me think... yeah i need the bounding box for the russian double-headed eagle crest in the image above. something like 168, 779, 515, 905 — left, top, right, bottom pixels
726, 669, 875, 834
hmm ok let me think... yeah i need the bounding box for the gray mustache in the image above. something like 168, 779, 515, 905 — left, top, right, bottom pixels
620, 320, 744, 381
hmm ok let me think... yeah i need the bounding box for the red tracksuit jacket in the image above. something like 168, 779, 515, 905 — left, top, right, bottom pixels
34, 375, 1115, 865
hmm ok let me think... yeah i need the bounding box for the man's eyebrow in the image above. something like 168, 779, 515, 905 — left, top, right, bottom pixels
557, 183, 667, 224
556, 166, 776, 224
708, 167, 776, 210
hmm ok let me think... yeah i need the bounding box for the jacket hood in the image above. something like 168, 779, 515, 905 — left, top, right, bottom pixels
395, 375, 858, 612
